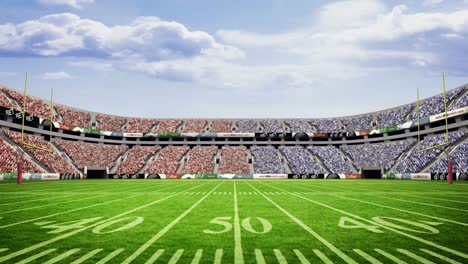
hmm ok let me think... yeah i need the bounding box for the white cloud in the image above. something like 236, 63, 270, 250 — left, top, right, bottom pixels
38, 0, 94, 9
0, 72, 17, 77
422, 0, 444, 7
40, 71, 72, 80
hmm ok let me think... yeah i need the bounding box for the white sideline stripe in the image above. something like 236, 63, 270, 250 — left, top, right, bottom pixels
96, 248, 124, 264
255, 249, 266, 264
214, 249, 223, 264
0, 193, 76, 206
374, 249, 406, 264
248, 184, 358, 264
313, 249, 334, 264
293, 249, 311, 264
274, 249, 288, 264
419, 249, 462, 264
396, 249, 435, 264
70, 249, 103, 264
168, 249, 184, 264
190, 249, 203, 264
234, 181, 244, 264
264, 183, 468, 260
43, 248, 81, 264
16, 249, 57, 264
353, 249, 383, 264
121, 183, 222, 264
0, 183, 207, 263
144, 249, 164, 264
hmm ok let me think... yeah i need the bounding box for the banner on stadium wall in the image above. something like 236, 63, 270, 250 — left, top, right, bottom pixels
158, 132, 181, 138
0, 173, 17, 181
380, 126, 398, 133
255, 133, 293, 138
398, 121, 413, 130
382, 173, 402, 180
253, 174, 288, 179
60, 174, 82, 180
357, 130, 370, 136
288, 174, 325, 179
82, 128, 101, 135
218, 174, 254, 179
344, 173, 361, 179
309, 132, 330, 137
1, 106, 39, 124
430, 107, 467, 122
411, 173, 431, 180
124, 133, 143, 137
110, 174, 145, 179
217, 133, 255, 137
59, 123, 75, 131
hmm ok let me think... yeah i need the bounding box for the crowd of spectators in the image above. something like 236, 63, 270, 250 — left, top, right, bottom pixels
412, 88, 464, 120
341, 114, 372, 131
209, 120, 233, 133
236, 120, 259, 133
55, 105, 91, 128
124, 118, 157, 133
307, 146, 355, 173
218, 146, 250, 174
156, 120, 181, 133
3, 88, 53, 120
115, 146, 161, 174
376, 104, 413, 128
284, 120, 314, 133
96, 114, 127, 132
311, 119, 341, 133
251, 146, 286, 174
392, 131, 466, 173
280, 146, 325, 174
182, 120, 206, 133
340, 139, 415, 171
0, 90, 19, 111
260, 120, 284, 133
54, 139, 127, 169
428, 141, 468, 173
181, 146, 217, 173
144, 146, 189, 174
449, 91, 468, 111
4, 131, 78, 173
0, 135, 45, 173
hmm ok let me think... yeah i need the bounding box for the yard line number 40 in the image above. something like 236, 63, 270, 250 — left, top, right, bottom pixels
338, 216, 442, 234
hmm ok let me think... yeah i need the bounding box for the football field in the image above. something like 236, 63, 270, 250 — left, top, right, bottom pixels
0, 180, 467, 263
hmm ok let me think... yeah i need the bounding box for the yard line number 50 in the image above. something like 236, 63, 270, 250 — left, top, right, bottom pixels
204, 217, 272, 235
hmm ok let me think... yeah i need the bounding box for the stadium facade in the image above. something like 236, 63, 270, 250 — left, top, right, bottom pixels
0, 84, 467, 181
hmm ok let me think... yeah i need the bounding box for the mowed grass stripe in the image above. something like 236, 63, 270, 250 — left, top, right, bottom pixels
264, 182, 468, 261
0, 182, 208, 263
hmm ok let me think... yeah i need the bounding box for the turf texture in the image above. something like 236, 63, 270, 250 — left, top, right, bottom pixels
0, 180, 467, 263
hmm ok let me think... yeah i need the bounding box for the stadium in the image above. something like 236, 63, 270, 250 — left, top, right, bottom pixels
1, 0, 468, 263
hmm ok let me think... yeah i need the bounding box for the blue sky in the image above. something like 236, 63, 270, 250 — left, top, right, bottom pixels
0, 0, 467, 118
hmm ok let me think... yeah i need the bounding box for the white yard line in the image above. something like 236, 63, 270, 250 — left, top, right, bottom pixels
43, 248, 81, 264
374, 249, 406, 264
353, 249, 383, 264
190, 249, 203, 264
96, 248, 124, 264
293, 249, 311, 264
167, 249, 184, 264
214, 249, 223, 264
396, 249, 435, 264
70, 249, 103, 264
234, 181, 244, 264
144, 249, 164, 264
419, 249, 462, 264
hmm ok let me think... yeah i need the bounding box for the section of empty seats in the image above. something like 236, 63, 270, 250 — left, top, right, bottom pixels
284, 120, 314, 133
0, 90, 20, 110
340, 139, 415, 171
182, 120, 206, 133
236, 120, 258, 133
115, 146, 161, 174
55, 105, 91, 128
251, 146, 285, 174
376, 104, 412, 128
260, 120, 284, 133
144, 146, 189, 174
218, 146, 250, 174
428, 141, 468, 173
280, 147, 325, 174
96, 114, 127, 132
311, 119, 341, 133
341, 114, 372, 131
209, 120, 233, 133
180, 146, 217, 173
125, 118, 157, 133
156, 120, 181, 133
4, 131, 78, 173
0, 135, 45, 173
392, 130, 466, 173
2, 88, 53, 120
54, 139, 127, 169
307, 146, 355, 173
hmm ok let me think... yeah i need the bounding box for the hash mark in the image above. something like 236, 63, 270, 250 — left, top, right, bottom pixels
96, 248, 124, 264
214, 249, 223, 264
353, 249, 382, 264
313, 249, 334, 264
144, 249, 164, 264
374, 249, 406, 264
255, 249, 266, 264
419, 249, 462, 264
70, 248, 103, 264
43, 248, 81, 264
16, 249, 57, 264
190, 249, 203, 264
168, 249, 184, 264
274, 249, 288, 264
397, 249, 435, 264
293, 249, 311, 264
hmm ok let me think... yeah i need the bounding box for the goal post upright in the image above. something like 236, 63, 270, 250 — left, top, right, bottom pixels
417, 72, 452, 184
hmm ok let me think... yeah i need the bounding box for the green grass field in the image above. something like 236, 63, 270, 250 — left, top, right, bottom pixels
0, 180, 467, 264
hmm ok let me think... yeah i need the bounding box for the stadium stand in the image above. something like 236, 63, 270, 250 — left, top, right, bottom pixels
428, 141, 468, 173
377, 104, 413, 128
115, 146, 161, 174
4, 131, 78, 173
449, 91, 468, 110
340, 139, 415, 171
156, 119, 181, 133
55, 104, 91, 128
284, 120, 314, 133
308, 146, 356, 173
96, 114, 127, 132
251, 146, 286, 174
341, 114, 372, 131
0, 135, 45, 173
218, 146, 250, 174
181, 146, 217, 173
2, 88, 53, 120
54, 139, 127, 169
0, 90, 20, 111
144, 146, 189, 174
210, 120, 233, 133
280, 146, 325, 174
411, 87, 465, 119
125, 118, 157, 133
260, 120, 284, 133
182, 120, 206, 133
311, 119, 341, 133
236, 120, 259, 133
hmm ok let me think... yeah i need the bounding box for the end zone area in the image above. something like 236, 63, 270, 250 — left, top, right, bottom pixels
0, 180, 467, 263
